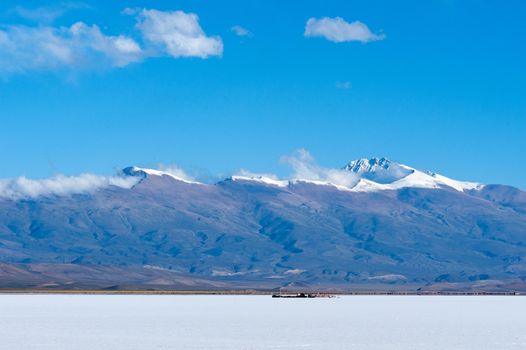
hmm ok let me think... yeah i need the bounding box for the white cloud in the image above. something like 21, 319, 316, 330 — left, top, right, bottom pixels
0, 8, 222, 75
134, 9, 223, 58
231, 25, 251, 37
304, 17, 385, 43
0, 174, 140, 200
281, 149, 359, 188
231, 149, 360, 189
0, 22, 143, 74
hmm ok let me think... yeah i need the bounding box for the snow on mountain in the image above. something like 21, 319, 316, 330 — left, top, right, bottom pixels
344, 157, 482, 192
231, 175, 354, 191
231, 175, 288, 187
290, 179, 354, 191
122, 166, 202, 185
344, 157, 413, 183
229, 157, 483, 193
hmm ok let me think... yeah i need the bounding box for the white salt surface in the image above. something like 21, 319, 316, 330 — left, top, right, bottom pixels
0, 295, 525, 350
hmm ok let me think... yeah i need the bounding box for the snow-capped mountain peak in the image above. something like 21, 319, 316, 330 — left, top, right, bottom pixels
344, 158, 482, 192
344, 157, 394, 173
343, 157, 414, 184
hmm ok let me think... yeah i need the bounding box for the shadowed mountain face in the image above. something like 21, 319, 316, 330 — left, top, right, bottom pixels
0, 160, 526, 292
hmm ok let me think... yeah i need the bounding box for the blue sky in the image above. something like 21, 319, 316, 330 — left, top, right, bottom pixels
0, 0, 525, 188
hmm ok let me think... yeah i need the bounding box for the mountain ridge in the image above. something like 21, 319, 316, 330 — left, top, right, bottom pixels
0, 158, 525, 292
118, 157, 485, 193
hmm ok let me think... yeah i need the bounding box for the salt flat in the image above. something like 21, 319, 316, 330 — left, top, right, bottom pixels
0, 295, 525, 350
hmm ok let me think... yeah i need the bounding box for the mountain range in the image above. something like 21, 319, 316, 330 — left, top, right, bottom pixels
1, 158, 525, 292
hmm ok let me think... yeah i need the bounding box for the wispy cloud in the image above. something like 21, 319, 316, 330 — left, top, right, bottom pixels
230, 149, 360, 189
280, 149, 359, 188
9, 3, 90, 24
231, 25, 252, 37
0, 8, 222, 75
305, 17, 385, 43
336, 81, 352, 89
0, 174, 139, 200
157, 164, 198, 182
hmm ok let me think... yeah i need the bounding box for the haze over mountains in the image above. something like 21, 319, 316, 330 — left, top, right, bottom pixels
1, 157, 525, 292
